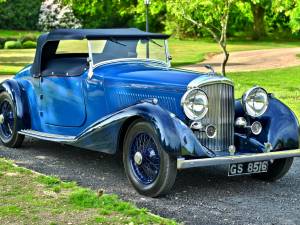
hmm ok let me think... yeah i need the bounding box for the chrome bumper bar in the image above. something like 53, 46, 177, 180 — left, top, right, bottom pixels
177, 149, 300, 169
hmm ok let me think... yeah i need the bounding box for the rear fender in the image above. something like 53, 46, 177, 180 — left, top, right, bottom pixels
0, 79, 31, 130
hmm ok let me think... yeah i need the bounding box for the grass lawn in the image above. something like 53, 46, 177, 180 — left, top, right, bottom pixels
0, 29, 40, 38
228, 66, 300, 119
0, 49, 34, 75
0, 158, 176, 225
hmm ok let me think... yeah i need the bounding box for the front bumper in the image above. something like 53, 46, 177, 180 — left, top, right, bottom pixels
177, 149, 300, 169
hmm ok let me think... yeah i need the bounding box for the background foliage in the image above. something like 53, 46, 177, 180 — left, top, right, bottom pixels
0, 0, 42, 30
38, 0, 82, 31
0, 0, 300, 39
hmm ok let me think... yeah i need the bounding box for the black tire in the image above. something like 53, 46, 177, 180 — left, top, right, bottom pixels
252, 158, 294, 181
0, 92, 24, 148
123, 120, 177, 197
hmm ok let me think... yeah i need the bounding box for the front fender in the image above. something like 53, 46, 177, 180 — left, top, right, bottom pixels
0, 79, 31, 130
235, 95, 299, 152
72, 101, 214, 157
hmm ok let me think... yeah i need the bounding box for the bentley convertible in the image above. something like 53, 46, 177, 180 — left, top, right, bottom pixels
0, 28, 299, 197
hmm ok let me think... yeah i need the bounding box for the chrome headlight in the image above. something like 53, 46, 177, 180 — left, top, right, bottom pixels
181, 89, 208, 120
242, 87, 269, 117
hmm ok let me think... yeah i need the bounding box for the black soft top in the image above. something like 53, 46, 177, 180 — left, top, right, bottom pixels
47, 28, 170, 40
31, 28, 169, 76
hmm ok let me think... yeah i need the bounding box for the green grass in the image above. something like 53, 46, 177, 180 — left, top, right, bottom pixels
228, 66, 300, 119
0, 158, 177, 225
0, 30, 40, 38
0, 49, 34, 75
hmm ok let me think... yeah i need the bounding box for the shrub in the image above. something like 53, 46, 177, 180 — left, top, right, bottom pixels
0, 38, 5, 49
19, 34, 38, 43
4, 41, 22, 49
22, 41, 37, 49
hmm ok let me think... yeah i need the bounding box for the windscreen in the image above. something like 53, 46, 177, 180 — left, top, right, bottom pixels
89, 39, 167, 65
56, 40, 89, 54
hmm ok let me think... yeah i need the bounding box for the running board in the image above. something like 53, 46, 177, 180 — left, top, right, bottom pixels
177, 149, 300, 169
19, 129, 76, 143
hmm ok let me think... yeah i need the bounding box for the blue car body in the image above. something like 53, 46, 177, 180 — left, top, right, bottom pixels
1, 58, 298, 159
0, 28, 299, 170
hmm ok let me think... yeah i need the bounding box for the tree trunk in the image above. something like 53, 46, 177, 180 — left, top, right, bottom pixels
251, 3, 266, 40
220, 45, 229, 76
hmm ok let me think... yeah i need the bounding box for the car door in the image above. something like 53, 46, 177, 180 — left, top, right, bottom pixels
40, 75, 86, 127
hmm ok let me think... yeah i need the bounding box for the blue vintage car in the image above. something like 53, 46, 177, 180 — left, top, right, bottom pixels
0, 28, 299, 197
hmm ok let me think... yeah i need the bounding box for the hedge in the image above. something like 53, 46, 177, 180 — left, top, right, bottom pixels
4, 41, 22, 49
22, 41, 37, 49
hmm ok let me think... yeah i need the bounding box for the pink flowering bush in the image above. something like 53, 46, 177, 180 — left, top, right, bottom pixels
38, 0, 81, 31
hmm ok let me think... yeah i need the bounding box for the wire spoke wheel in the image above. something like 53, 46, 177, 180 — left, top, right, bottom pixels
129, 133, 160, 185
123, 120, 177, 197
0, 92, 24, 148
0, 100, 14, 139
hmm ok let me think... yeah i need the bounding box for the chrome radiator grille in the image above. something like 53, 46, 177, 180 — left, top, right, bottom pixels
194, 83, 235, 151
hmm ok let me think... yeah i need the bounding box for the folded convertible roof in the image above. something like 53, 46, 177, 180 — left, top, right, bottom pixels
46, 28, 170, 40
31, 28, 170, 76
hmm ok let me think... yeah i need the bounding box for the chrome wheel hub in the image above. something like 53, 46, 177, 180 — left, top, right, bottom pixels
134, 151, 143, 165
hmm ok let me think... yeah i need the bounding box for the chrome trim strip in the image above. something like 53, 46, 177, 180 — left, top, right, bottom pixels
188, 76, 234, 89
177, 149, 300, 169
19, 129, 76, 143
93, 58, 168, 69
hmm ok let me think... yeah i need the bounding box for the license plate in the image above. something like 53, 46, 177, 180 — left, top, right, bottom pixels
228, 161, 269, 176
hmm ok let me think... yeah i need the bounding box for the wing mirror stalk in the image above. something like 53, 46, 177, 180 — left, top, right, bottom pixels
87, 57, 94, 79
87, 40, 94, 79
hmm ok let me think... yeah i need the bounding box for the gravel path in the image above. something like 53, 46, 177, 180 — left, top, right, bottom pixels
1, 138, 299, 225
181, 48, 300, 73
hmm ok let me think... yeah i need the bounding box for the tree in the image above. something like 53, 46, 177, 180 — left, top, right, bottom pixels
245, 0, 272, 40
38, 0, 81, 31
290, 1, 300, 32
63, 0, 134, 29
64, 0, 166, 32
129, 0, 166, 32
272, 0, 300, 34
243, 0, 300, 40
168, 0, 235, 76
0, 0, 42, 30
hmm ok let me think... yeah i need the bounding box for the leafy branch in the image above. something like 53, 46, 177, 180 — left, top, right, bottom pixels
169, 0, 234, 76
